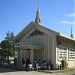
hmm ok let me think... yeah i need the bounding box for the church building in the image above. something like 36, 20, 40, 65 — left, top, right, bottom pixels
15, 2, 75, 69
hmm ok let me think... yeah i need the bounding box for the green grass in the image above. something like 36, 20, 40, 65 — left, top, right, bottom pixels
56, 69, 75, 73
40, 69, 75, 73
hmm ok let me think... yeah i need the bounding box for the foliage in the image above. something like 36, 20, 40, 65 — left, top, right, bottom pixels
0, 43, 1, 48
1, 40, 11, 60
5, 31, 14, 42
1, 40, 11, 49
0, 31, 16, 60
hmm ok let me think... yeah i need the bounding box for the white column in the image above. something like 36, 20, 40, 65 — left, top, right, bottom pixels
48, 34, 49, 61
44, 34, 45, 59
17, 49, 20, 66
52, 35, 56, 68
30, 47, 34, 64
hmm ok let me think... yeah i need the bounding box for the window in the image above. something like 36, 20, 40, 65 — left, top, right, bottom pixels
69, 49, 75, 60
58, 47, 66, 60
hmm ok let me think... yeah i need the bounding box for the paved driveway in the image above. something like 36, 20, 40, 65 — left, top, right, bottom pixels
0, 68, 75, 75
0, 71, 75, 75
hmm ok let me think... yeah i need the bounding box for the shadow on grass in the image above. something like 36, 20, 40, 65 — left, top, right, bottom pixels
0, 67, 19, 73
0, 67, 38, 73
40, 69, 75, 75
39, 70, 54, 73
0, 66, 32, 73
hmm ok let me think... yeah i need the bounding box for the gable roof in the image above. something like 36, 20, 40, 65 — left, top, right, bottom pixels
34, 22, 59, 35
15, 21, 36, 41
15, 21, 75, 42
59, 33, 75, 41
15, 21, 59, 41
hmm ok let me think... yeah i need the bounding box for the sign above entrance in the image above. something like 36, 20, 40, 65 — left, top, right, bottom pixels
29, 28, 44, 36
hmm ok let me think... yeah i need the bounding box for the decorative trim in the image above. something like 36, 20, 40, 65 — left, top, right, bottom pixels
29, 28, 44, 36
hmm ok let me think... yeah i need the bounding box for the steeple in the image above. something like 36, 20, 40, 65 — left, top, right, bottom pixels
35, 0, 42, 25
71, 25, 73, 38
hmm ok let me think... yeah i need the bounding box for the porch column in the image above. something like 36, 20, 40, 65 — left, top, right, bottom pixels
30, 47, 34, 64
17, 49, 20, 66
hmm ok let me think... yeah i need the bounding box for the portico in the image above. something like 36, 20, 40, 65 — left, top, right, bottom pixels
16, 45, 44, 65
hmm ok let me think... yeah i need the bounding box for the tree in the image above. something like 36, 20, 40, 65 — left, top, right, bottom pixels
5, 31, 15, 56
1, 40, 11, 60
1, 31, 16, 60
0, 43, 2, 59
1, 40, 11, 49
0, 43, 1, 48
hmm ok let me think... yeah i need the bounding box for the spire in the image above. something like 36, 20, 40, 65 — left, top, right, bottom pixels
71, 25, 73, 38
35, 0, 42, 25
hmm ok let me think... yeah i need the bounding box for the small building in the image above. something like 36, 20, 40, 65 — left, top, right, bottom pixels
15, 3, 75, 69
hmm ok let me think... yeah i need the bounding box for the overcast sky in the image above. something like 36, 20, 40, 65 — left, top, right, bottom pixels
0, 0, 75, 42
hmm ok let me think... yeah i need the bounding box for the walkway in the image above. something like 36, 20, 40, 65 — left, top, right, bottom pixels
0, 68, 75, 75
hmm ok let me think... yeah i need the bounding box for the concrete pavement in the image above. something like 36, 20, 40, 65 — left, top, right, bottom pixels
0, 71, 75, 75
0, 68, 75, 75
0, 71, 70, 75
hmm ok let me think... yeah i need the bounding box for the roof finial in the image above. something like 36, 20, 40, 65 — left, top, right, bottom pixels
35, 0, 42, 25
38, 0, 40, 11
71, 25, 73, 38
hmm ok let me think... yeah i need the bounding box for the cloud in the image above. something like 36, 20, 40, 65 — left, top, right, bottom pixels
60, 21, 75, 25
65, 13, 75, 17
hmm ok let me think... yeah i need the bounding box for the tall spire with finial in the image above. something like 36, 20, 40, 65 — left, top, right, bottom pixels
35, 0, 42, 25
71, 25, 73, 38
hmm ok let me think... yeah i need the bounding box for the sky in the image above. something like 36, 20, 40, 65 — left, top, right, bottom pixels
0, 0, 75, 42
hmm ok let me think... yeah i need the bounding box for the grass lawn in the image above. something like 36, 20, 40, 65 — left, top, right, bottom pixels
40, 69, 75, 74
